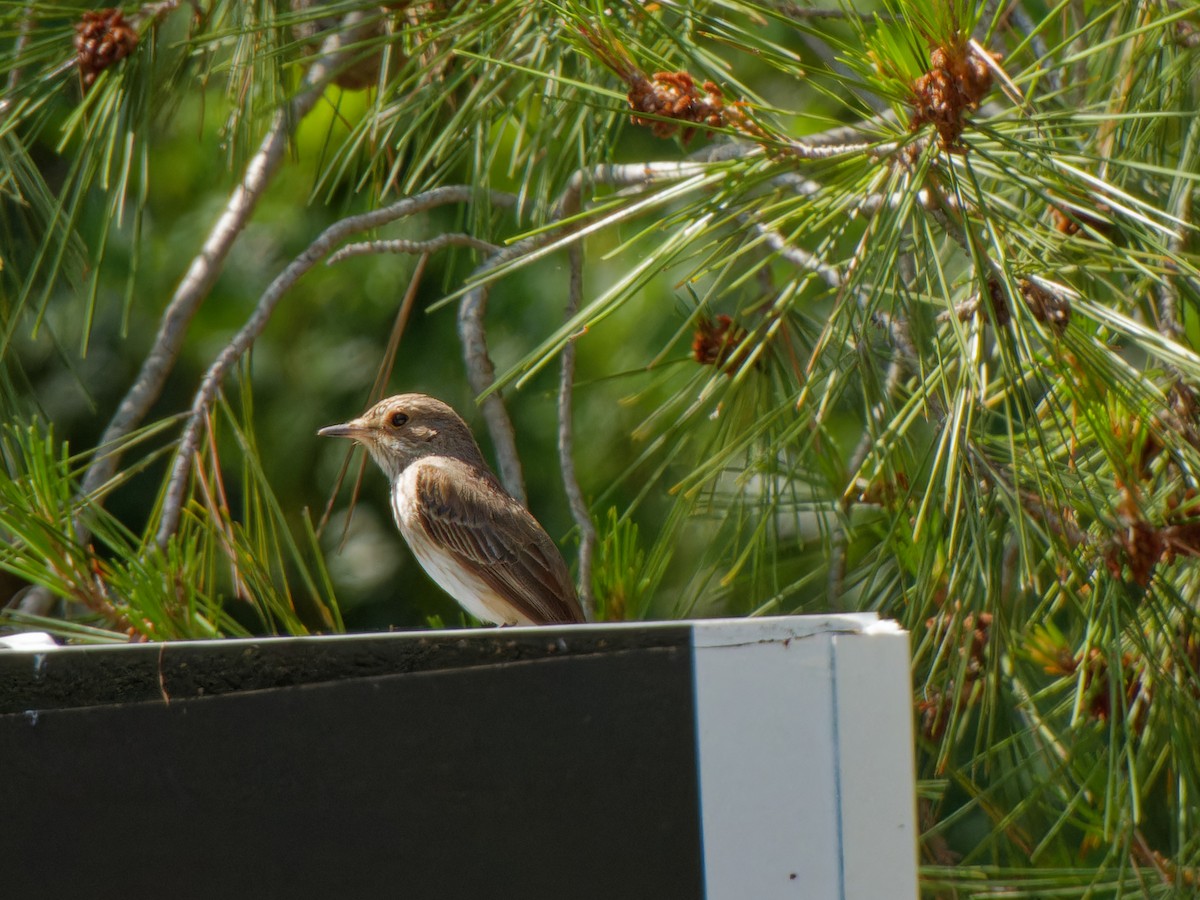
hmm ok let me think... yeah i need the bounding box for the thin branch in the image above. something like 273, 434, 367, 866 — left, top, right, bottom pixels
556, 201, 596, 621
695, 129, 886, 161
157, 119, 917, 570
700, 110, 901, 164
156, 186, 518, 545
1158, 263, 1186, 342
809, 110, 902, 145
458, 259, 527, 504
1, 7, 35, 112
752, 219, 844, 289
783, 136, 885, 159
327, 234, 498, 265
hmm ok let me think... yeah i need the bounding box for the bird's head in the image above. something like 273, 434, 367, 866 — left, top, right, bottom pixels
318, 393, 484, 481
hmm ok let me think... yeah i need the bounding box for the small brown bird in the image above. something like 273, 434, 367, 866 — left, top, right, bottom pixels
318, 393, 584, 626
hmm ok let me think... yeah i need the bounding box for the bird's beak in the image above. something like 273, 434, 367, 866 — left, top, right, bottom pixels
318, 418, 369, 440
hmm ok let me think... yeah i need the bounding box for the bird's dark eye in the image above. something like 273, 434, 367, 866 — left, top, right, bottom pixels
390, 412, 409, 428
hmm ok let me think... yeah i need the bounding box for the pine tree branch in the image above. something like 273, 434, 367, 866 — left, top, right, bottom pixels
749, 219, 918, 602
459, 128, 900, 504
21, 15, 373, 615
454, 125, 903, 490
459, 159, 726, 504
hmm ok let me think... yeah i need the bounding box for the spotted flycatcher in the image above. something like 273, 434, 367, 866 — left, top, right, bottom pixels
318, 393, 584, 626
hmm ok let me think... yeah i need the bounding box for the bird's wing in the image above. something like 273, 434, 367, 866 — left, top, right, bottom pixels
414, 462, 584, 624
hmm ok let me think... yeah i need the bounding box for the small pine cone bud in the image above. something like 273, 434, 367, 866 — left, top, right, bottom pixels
910, 42, 999, 150
1050, 200, 1113, 236
692, 314, 751, 373
985, 276, 1011, 327
629, 71, 725, 143
1019, 279, 1070, 333
75, 9, 139, 90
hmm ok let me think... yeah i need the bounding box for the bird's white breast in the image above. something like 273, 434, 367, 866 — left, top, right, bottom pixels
390, 460, 529, 626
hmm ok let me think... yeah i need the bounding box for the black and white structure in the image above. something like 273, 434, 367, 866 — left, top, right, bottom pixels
1, 614, 916, 899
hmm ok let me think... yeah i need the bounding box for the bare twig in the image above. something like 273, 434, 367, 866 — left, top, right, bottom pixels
157, 186, 518, 545
1, 7, 35, 112
783, 137, 884, 160
753, 220, 844, 289
327, 234, 498, 265
1159, 262, 1186, 342
458, 257, 528, 504
696, 128, 892, 160
698, 109, 900, 165
99, 23, 362, 503
811, 110, 903, 145
704, 123, 893, 161
556, 199, 596, 620
20, 16, 371, 615
149, 111, 898, 580
747, 216, 892, 602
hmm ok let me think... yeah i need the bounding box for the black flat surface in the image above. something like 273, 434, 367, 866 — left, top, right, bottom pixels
1, 634, 704, 899
0, 625, 692, 714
